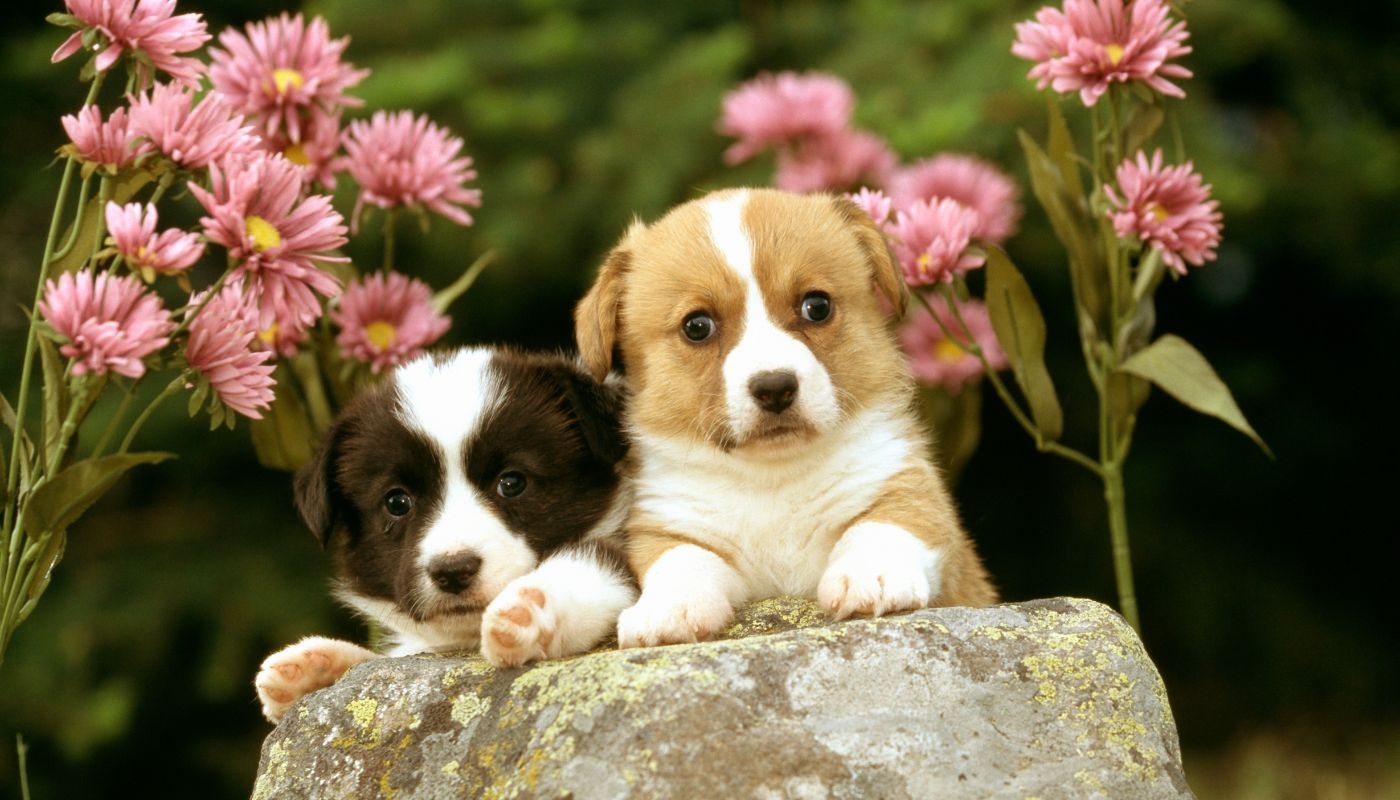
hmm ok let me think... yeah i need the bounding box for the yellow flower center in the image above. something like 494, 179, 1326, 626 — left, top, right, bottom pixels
1147, 201, 1169, 223
933, 338, 966, 364
1105, 43, 1125, 65
272, 68, 305, 96
258, 323, 280, 345
283, 142, 311, 166
366, 321, 397, 350
917, 253, 932, 274
245, 215, 282, 253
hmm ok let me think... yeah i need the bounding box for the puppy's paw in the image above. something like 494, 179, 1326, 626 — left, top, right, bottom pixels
481, 581, 559, 669
616, 591, 733, 649
255, 637, 377, 723
818, 549, 931, 620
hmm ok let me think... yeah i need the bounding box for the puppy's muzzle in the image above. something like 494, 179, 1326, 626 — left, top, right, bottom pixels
749, 370, 799, 414
428, 551, 482, 595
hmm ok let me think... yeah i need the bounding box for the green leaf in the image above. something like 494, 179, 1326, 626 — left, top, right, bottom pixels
1118, 335, 1272, 456
22, 527, 67, 619
984, 247, 1064, 441
2, 392, 34, 496
1124, 102, 1166, 160
1046, 100, 1084, 199
249, 368, 317, 473
37, 334, 71, 474
22, 451, 176, 537
51, 171, 154, 275
432, 250, 496, 315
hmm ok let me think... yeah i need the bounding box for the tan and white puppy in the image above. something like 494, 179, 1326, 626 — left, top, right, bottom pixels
575, 188, 996, 648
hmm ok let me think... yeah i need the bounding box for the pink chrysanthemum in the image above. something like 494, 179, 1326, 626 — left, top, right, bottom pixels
127, 82, 255, 171
50, 0, 209, 89
37, 269, 174, 379
60, 105, 150, 173
253, 314, 311, 358
888, 154, 1022, 244
342, 110, 482, 230
1012, 0, 1193, 107
899, 296, 1007, 394
1105, 149, 1222, 275
774, 129, 898, 193
332, 272, 450, 374
846, 187, 894, 226
188, 151, 347, 332
105, 201, 204, 281
886, 198, 986, 286
260, 106, 343, 190
207, 13, 368, 143
183, 284, 276, 418
718, 71, 855, 165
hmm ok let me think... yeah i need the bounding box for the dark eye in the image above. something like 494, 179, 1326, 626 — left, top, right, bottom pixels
497, 471, 527, 498
384, 489, 413, 517
800, 292, 832, 323
682, 311, 716, 342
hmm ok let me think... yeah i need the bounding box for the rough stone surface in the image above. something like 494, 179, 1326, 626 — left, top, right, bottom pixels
252, 597, 1194, 799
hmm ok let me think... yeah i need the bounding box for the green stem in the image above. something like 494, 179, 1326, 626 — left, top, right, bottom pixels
118, 373, 188, 453
1100, 391, 1140, 633
49, 172, 95, 264
91, 381, 140, 457
918, 289, 1100, 477
382, 208, 397, 271
17, 735, 30, 800
169, 267, 232, 341
290, 352, 335, 434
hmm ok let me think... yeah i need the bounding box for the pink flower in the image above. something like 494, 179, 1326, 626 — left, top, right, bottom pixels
207, 13, 369, 143
37, 270, 174, 379
253, 314, 311, 358
342, 110, 482, 230
51, 0, 209, 89
60, 105, 150, 173
899, 296, 1007, 394
183, 285, 276, 418
1012, 0, 1192, 106
188, 151, 347, 332
886, 198, 985, 286
846, 188, 894, 225
105, 201, 204, 281
1105, 149, 1222, 274
332, 272, 450, 373
774, 129, 897, 193
127, 82, 256, 171
718, 71, 855, 165
888, 154, 1022, 244
260, 106, 343, 190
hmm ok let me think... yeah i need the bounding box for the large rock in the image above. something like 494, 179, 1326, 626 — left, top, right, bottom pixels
252, 597, 1193, 799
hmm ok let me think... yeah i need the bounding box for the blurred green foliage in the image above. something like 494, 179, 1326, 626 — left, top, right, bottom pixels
0, 0, 1396, 797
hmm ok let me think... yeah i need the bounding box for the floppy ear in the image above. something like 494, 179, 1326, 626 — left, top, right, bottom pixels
574, 223, 641, 381
833, 195, 909, 320
554, 363, 628, 467
293, 421, 346, 548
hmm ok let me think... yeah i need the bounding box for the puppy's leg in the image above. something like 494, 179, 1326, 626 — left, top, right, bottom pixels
255, 636, 378, 723
818, 462, 996, 618
617, 534, 747, 648
481, 541, 638, 668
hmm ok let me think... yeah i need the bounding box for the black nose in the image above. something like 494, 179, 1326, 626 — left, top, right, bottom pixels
427, 552, 482, 595
749, 370, 798, 414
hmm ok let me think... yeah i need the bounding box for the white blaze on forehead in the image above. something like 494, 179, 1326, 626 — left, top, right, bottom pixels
393, 348, 537, 604
704, 192, 841, 442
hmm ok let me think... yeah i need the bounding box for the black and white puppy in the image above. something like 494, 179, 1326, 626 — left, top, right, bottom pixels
255, 346, 636, 723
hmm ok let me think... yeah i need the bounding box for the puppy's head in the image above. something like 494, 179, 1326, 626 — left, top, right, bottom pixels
295, 347, 626, 636
575, 188, 908, 454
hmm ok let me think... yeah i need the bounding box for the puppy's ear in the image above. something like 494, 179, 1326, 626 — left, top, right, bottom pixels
294, 421, 345, 548
555, 363, 628, 467
833, 195, 909, 320
574, 222, 641, 381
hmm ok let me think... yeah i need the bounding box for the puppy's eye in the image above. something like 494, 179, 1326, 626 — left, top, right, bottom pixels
682, 311, 716, 343
384, 489, 413, 517
800, 292, 832, 323
497, 471, 527, 498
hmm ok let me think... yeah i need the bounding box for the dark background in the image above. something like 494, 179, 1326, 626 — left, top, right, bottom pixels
1, 1, 1396, 797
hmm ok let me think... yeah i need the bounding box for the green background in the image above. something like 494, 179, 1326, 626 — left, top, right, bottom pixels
1, 0, 1396, 797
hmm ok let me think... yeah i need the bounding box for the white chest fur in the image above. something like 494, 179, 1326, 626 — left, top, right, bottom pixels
630, 403, 916, 599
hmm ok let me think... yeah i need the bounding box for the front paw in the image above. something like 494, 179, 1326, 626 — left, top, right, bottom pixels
255, 637, 376, 723
616, 591, 733, 649
818, 550, 930, 620
482, 581, 559, 668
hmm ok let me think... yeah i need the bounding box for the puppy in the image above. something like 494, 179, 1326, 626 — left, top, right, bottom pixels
574, 188, 996, 648
254, 346, 636, 722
